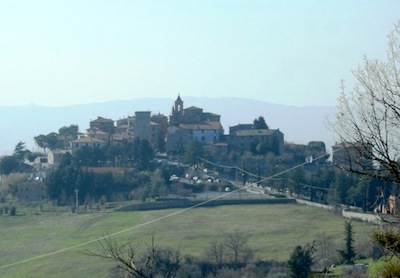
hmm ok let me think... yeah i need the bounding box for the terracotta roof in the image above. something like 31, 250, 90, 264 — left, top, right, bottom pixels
234, 129, 280, 136
91, 116, 114, 123
70, 137, 105, 143
184, 106, 202, 111
179, 122, 222, 130
87, 129, 108, 135
116, 124, 130, 129
203, 112, 221, 117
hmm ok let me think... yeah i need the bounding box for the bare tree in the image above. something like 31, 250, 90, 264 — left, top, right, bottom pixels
204, 240, 226, 276
314, 233, 335, 263
329, 21, 400, 277
87, 236, 150, 277
225, 231, 254, 268
328, 22, 400, 184
86, 235, 181, 278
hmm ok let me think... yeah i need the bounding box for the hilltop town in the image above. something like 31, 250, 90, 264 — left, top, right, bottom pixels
0, 95, 334, 203
46, 95, 318, 165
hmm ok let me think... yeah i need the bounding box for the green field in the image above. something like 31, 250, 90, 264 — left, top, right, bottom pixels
0, 203, 378, 277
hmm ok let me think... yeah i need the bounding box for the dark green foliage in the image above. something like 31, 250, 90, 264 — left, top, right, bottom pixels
339, 220, 356, 264
346, 178, 368, 210
58, 124, 79, 137
287, 243, 314, 278
136, 138, 153, 171
34, 132, 59, 152
13, 141, 27, 162
0, 141, 35, 174
327, 171, 353, 207
73, 138, 154, 171
253, 116, 269, 129
45, 144, 157, 204
250, 139, 270, 155
184, 141, 203, 165
35, 125, 78, 153
286, 167, 306, 196
46, 162, 80, 205
9, 206, 16, 216
46, 160, 135, 205
0, 156, 19, 175
74, 147, 106, 167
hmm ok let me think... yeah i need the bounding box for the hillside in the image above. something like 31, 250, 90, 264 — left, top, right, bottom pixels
0, 204, 376, 277
0, 97, 336, 155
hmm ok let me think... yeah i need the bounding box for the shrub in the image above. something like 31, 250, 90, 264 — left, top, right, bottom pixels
9, 206, 16, 216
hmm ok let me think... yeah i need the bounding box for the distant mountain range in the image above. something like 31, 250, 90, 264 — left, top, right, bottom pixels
0, 97, 337, 155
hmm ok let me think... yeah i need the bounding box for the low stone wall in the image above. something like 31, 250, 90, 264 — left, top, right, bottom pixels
296, 199, 333, 210
117, 198, 296, 212
117, 197, 382, 224
342, 210, 381, 224
296, 199, 382, 224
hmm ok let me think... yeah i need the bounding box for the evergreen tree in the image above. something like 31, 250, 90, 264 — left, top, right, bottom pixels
287, 243, 314, 278
0, 156, 19, 175
184, 141, 203, 166
338, 220, 356, 264
58, 124, 79, 137
253, 116, 269, 129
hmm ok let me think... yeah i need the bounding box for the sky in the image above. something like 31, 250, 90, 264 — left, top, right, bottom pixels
0, 1, 399, 107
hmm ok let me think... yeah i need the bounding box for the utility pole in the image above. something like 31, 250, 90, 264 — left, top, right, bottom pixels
74, 188, 79, 213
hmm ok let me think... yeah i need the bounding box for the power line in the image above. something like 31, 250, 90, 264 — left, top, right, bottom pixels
0, 189, 239, 270
0, 150, 333, 270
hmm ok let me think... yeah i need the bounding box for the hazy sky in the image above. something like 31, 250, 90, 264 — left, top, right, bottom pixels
1, 1, 399, 107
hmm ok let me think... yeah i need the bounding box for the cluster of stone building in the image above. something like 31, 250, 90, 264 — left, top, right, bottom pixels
48, 95, 284, 164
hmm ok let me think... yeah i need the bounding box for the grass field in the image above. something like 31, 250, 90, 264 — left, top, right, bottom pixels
0, 203, 378, 277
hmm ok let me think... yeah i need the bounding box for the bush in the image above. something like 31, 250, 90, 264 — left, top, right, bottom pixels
287, 243, 314, 278
370, 258, 400, 278
9, 206, 16, 216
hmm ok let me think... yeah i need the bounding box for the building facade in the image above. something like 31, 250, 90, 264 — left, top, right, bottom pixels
69, 136, 106, 154
166, 96, 224, 154
228, 124, 284, 155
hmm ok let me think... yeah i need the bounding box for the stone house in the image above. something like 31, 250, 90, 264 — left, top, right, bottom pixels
69, 136, 106, 154
332, 142, 373, 172
47, 149, 69, 165
87, 129, 110, 141
228, 124, 284, 155
166, 126, 193, 155
114, 112, 166, 151
15, 181, 45, 202
89, 116, 115, 134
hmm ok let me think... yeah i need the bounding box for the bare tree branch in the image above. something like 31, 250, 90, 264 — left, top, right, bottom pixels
327, 22, 400, 184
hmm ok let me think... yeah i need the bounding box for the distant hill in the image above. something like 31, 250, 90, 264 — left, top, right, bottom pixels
0, 97, 337, 155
